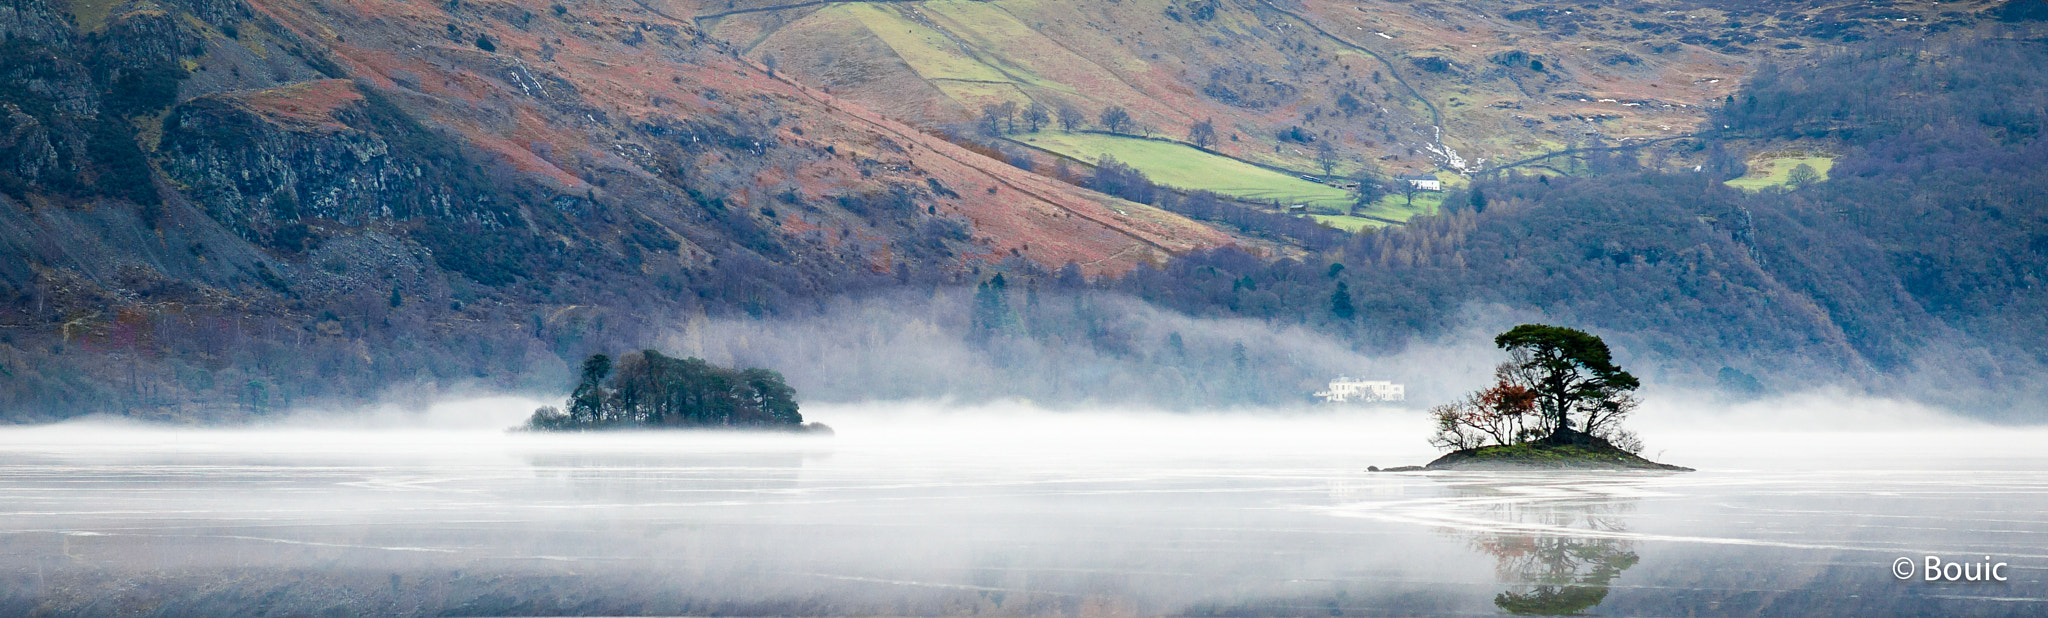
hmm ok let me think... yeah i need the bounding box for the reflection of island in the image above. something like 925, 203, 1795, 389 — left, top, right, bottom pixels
1442, 479, 1643, 615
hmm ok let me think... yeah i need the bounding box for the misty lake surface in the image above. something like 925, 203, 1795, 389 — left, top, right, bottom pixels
2, 401, 2045, 616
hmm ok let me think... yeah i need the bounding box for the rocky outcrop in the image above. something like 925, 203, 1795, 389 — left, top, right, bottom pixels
0, 0, 1236, 421
0, 0, 76, 47
0, 103, 63, 194
160, 80, 406, 242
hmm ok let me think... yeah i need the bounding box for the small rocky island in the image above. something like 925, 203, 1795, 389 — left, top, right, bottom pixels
1376, 324, 1690, 472
524, 351, 828, 433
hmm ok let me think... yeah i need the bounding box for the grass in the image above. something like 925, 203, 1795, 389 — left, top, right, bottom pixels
1464, 442, 1617, 462
829, 2, 1074, 113
1363, 191, 1442, 222
1725, 155, 1834, 191
1016, 131, 1353, 204
62, 0, 124, 31
1015, 131, 1444, 227
835, 4, 1012, 84
1431, 439, 1689, 471
1308, 215, 1374, 232
808, 1, 1351, 176
796, 3, 1459, 228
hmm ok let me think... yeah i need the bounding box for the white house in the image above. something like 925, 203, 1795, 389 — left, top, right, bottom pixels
1315, 377, 1405, 403
1399, 173, 1442, 191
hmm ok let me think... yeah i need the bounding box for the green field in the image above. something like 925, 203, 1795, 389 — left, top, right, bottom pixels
1309, 214, 1377, 232
1014, 131, 1441, 226
1725, 155, 1834, 191
1015, 132, 1350, 206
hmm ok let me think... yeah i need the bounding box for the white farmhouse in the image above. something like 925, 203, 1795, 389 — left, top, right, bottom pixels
1399, 174, 1442, 192
1315, 377, 1405, 403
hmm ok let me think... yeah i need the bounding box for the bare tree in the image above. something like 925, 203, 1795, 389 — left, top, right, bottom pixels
1056, 102, 1085, 132
1429, 369, 1540, 450
996, 100, 1019, 134
1099, 105, 1133, 134
1315, 140, 1339, 177
1189, 118, 1217, 149
1023, 102, 1049, 133
980, 104, 1004, 136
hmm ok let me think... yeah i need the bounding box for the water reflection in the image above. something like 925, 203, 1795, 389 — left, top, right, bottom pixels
1437, 475, 1654, 615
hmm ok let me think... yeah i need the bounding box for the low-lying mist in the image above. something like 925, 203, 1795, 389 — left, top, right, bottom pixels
33, 383, 2024, 472
582, 288, 2038, 422
653, 289, 1523, 410
7, 390, 2044, 617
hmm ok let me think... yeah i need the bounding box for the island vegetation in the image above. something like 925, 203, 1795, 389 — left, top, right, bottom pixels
523, 351, 824, 433
1402, 324, 1688, 471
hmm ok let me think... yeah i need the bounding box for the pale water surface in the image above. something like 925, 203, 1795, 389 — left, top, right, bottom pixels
1, 398, 2044, 616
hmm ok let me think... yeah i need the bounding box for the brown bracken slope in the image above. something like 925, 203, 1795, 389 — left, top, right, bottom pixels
0, 0, 1233, 418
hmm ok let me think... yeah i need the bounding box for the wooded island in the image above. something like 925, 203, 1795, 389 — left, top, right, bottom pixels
1382, 324, 1689, 471
524, 351, 821, 432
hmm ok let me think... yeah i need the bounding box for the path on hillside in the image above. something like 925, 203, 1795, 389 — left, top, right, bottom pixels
700, 0, 1194, 132
1479, 121, 1864, 176
1250, 0, 1443, 145
1482, 133, 1711, 175
1480, 120, 1859, 176
692, 0, 923, 26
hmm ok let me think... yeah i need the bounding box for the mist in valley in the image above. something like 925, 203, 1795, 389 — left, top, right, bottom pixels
8, 284, 2043, 615
4, 390, 2045, 616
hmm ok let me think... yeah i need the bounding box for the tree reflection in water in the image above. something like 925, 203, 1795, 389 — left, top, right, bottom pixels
1440, 477, 1646, 615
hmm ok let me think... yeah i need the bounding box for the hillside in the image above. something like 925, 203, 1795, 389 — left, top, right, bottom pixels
707, 0, 1994, 185
0, 0, 1236, 419
2, 0, 2044, 420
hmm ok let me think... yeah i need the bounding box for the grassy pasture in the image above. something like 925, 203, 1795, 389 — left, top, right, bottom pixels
1309, 214, 1377, 232
1361, 191, 1443, 222
830, 2, 1077, 112
1016, 132, 1353, 205
835, 4, 1010, 84
1015, 131, 1441, 227
1725, 155, 1834, 191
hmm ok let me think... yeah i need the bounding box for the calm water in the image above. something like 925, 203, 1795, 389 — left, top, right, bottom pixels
1, 401, 2044, 616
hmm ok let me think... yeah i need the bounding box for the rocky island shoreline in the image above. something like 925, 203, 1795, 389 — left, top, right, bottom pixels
1372, 428, 1691, 472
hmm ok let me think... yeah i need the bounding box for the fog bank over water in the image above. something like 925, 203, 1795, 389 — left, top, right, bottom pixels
6, 396, 2046, 616
33, 389, 2030, 466
607, 291, 2045, 421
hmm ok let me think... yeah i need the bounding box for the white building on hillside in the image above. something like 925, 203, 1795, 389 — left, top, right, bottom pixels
1315, 377, 1405, 403
1399, 174, 1442, 192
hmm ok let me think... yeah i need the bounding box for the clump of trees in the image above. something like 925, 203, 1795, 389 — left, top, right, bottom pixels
1087, 155, 1160, 204
1430, 324, 1643, 453
1188, 119, 1217, 150
526, 351, 804, 430
1098, 105, 1135, 134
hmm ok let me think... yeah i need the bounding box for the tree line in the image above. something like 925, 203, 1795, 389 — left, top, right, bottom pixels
526, 351, 803, 430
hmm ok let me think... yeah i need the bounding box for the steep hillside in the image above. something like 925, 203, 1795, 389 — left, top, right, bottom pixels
0, 0, 1234, 419
708, 0, 2001, 183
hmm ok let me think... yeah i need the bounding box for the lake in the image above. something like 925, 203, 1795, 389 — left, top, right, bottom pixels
1, 398, 2043, 616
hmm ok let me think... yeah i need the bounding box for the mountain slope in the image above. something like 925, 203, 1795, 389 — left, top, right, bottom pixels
711, 0, 2003, 181
0, 0, 1236, 419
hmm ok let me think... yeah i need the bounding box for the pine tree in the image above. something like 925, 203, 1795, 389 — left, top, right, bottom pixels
1330, 281, 1356, 321
972, 273, 1014, 338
